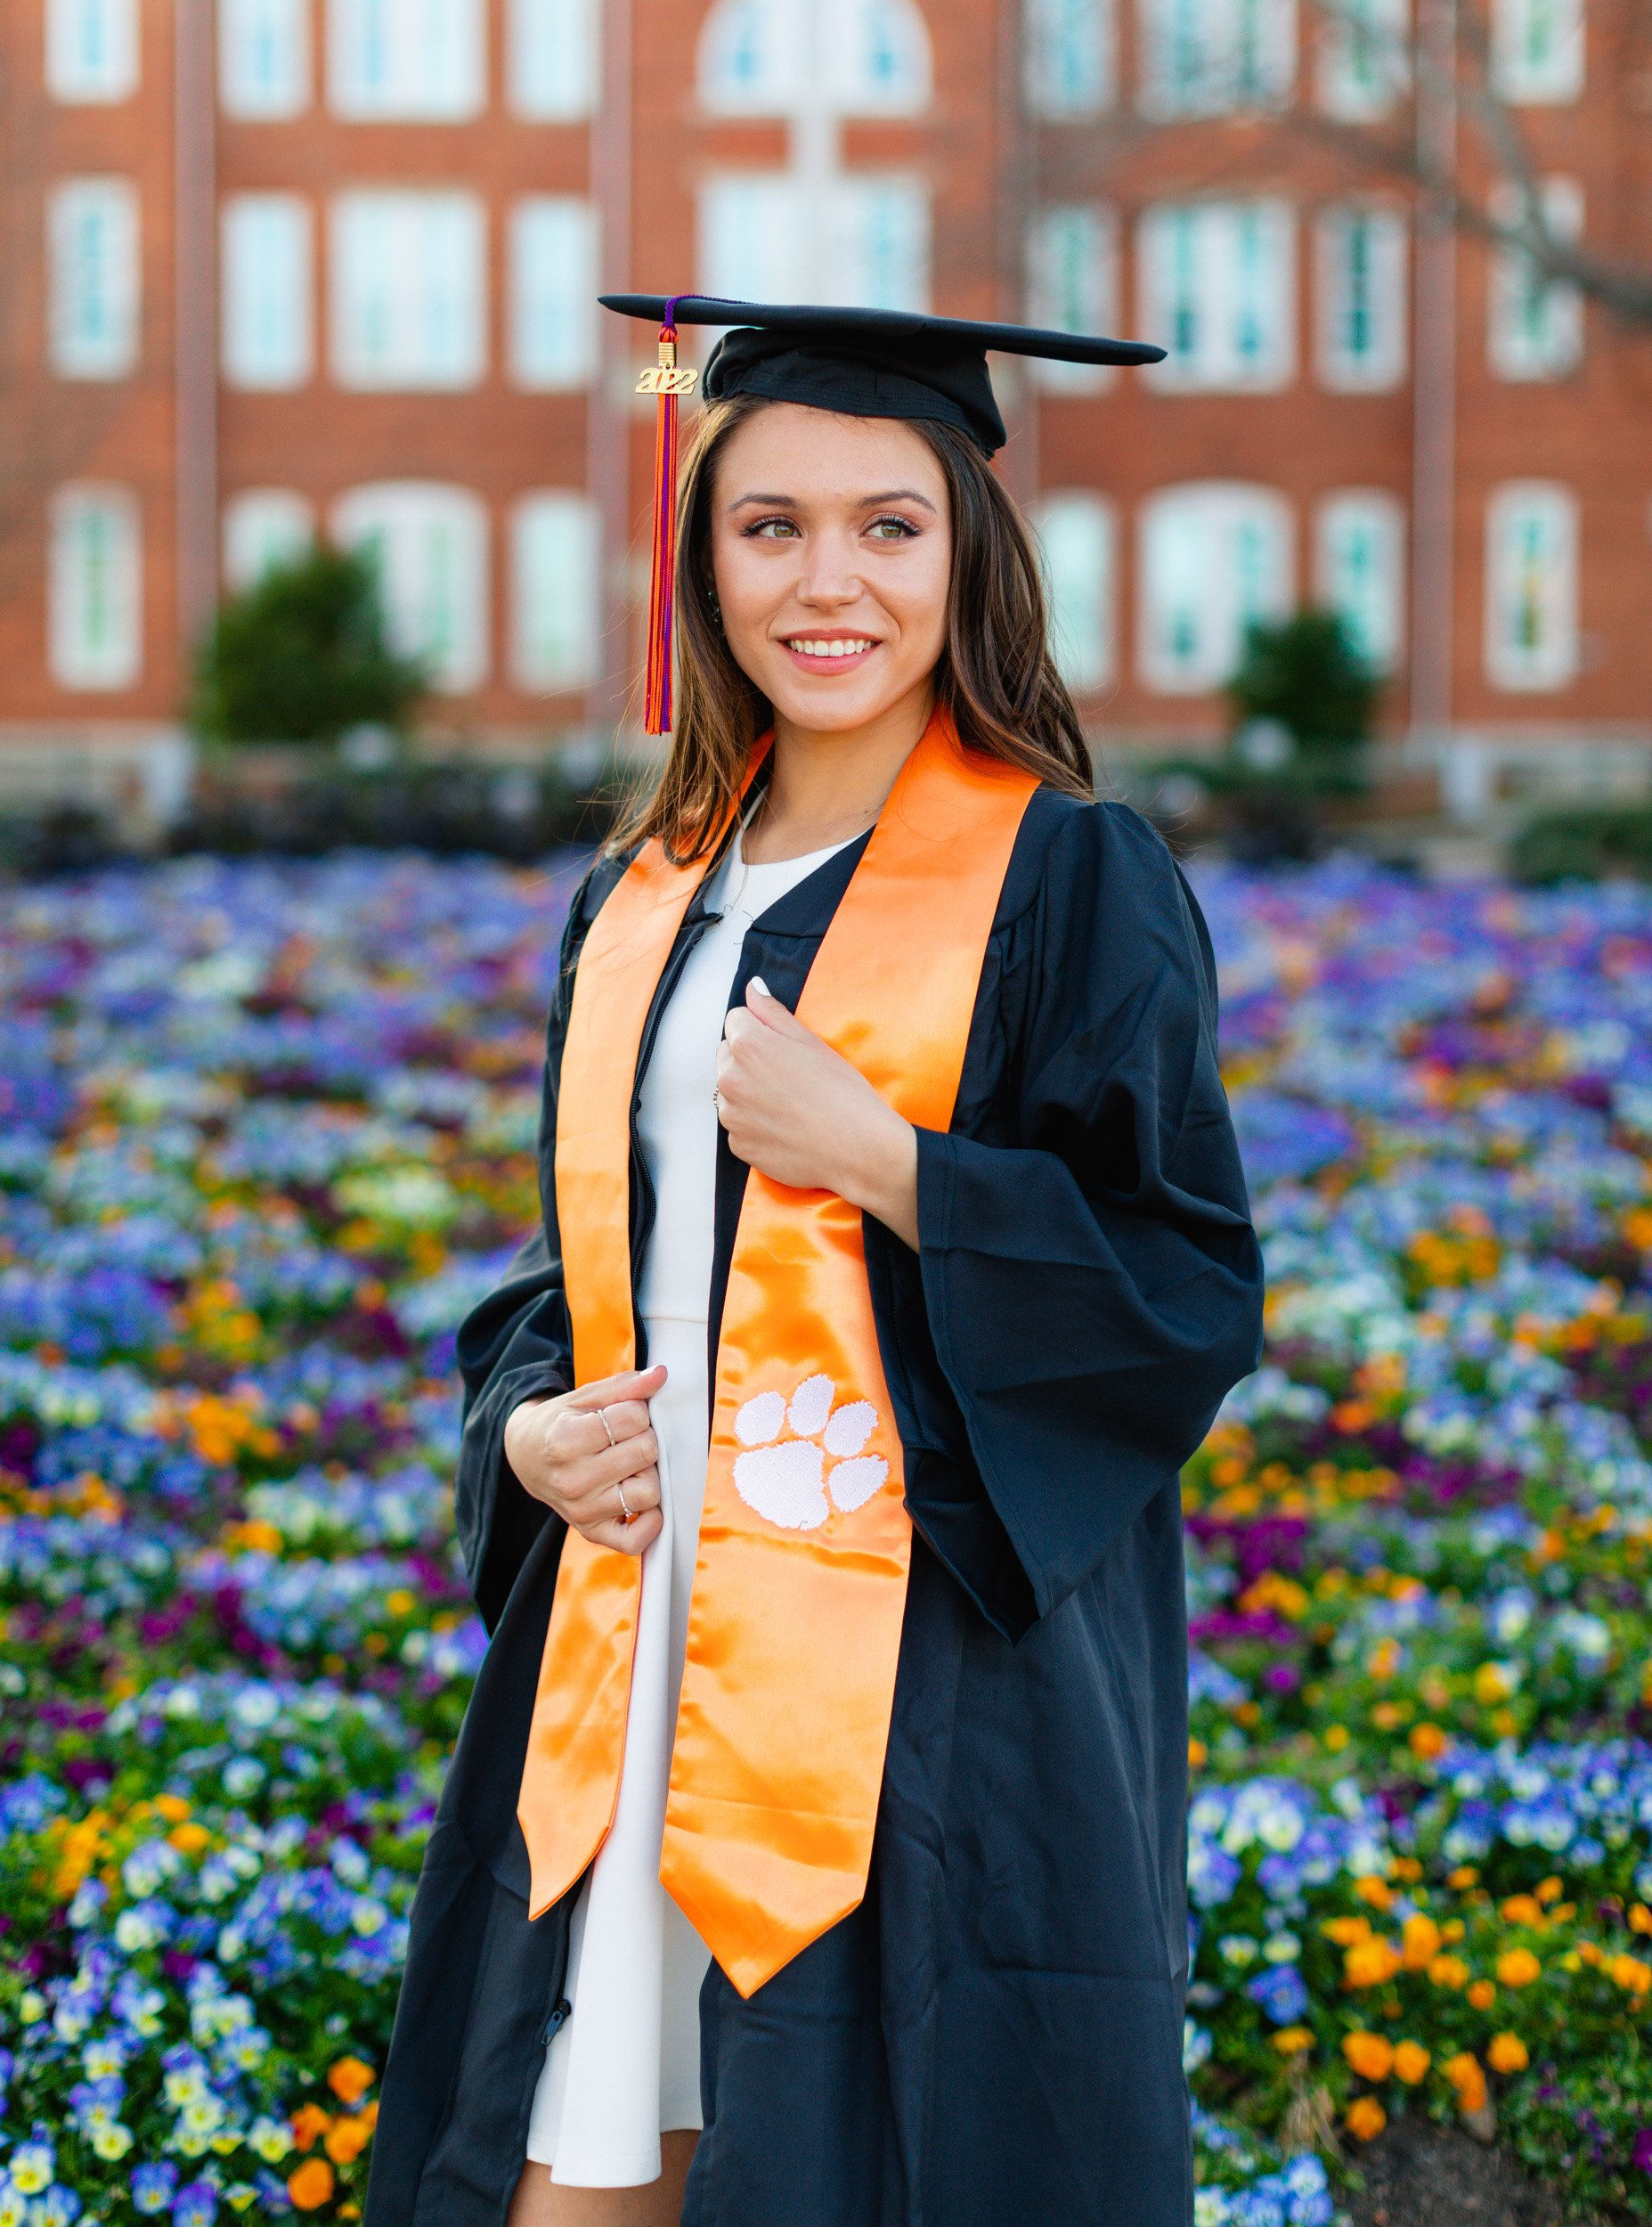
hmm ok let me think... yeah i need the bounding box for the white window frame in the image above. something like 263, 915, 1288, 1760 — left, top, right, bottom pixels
1491, 0, 1583, 102
1314, 0, 1407, 117
1027, 206, 1119, 392
1315, 202, 1407, 391
698, 0, 931, 117
48, 483, 142, 689
1137, 482, 1295, 693
47, 178, 141, 380
222, 195, 314, 390
1031, 494, 1116, 693
511, 493, 600, 693
508, 0, 600, 117
1139, 200, 1297, 391
1488, 178, 1583, 381
1138, 0, 1296, 116
509, 199, 598, 390
45, 0, 138, 102
1024, 0, 1115, 117
223, 490, 317, 591
219, 0, 311, 116
330, 192, 488, 392
1485, 480, 1578, 690
333, 483, 491, 695
329, 0, 484, 118
698, 171, 932, 310
1314, 490, 1404, 671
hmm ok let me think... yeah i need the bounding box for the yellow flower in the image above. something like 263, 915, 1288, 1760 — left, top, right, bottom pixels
1472, 1663, 1512, 1706
1444, 2052, 1487, 2116
1344, 1937, 1403, 1989
1610, 1954, 1652, 1995
1428, 1954, 1469, 1990
1345, 2097, 1387, 2142
1500, 1895, 1544, 1928
1496, 1949, 1541, 1989
1341, 2032, 1394, 2081
1272, 2027, 1314, 2055
1447, 1865, 1479, 1890
1402, 1914, 1442, 1970
1354, 1875, 1393, 1912
1393, 2041, 1431, 2085
1467, 1979, 1497, 2011
1188, 1738, 1207, 1769
1487, 2033, 1528, 2074
1322, 1915, 1371, 1946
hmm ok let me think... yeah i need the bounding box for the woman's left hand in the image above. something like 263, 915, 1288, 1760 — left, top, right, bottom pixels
716, 978, 919, 1248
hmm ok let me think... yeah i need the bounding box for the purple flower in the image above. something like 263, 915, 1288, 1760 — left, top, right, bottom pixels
1632, 2128, 1652, 2175
172, 2181, 218, 2227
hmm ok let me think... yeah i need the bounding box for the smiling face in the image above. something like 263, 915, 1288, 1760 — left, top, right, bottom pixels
707, 403, 953, 738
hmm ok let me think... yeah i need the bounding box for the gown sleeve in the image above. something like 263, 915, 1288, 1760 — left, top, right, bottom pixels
451, 864, 606, 1632
895, 799, 1264, 1639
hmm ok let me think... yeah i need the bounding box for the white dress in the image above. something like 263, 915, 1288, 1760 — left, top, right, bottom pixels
525, 821, 854, 2188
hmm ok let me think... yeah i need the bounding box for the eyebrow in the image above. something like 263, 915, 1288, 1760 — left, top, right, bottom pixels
727, 487, 940, 515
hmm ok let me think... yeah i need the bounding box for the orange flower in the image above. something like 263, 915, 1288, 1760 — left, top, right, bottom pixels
1341, 2032, 1394, 2081
1393, 2041, 1431, 2085
1188, 1738, 1208, 1769
1344, 1937, 1403, 1989
1500, 1895, 1543, 1928
1345, 2097, 1387, 2142
1402, 1914, 1442, 1970
1496, 1949, 1541, 1989
1467, 1979, 1497, 2011
325, 2116, 373, 2165
1630, 1903, 1652, 1936
290, 2105, 332, 2154
328, 2057, 378, 2106
1272, 2027, 1314, 2055
1447, 1866, 1479, 1890
1534, 1877, 1563, 1906
288, 2159, 337, 2211
1428, 1954, 1469, 1990
1611, 1954, 1652, 1994
1444, 2052, 1488, 2116
1355, 1875, 1393, 1912
1408, 1722, 1448, 1761
1322, 1915, 1371, 1946
1487, 2033, 1528, 2075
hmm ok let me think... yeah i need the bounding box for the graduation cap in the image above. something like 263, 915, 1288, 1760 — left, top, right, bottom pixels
601, 294, 1167, 733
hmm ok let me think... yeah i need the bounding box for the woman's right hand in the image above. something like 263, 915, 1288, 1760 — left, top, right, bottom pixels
502, 1363, 668, 1557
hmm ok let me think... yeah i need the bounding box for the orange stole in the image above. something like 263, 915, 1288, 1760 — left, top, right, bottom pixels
517, 714, 1037, 1997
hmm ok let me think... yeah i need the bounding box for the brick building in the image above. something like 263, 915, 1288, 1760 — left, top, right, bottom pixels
3, 0, 1650, 822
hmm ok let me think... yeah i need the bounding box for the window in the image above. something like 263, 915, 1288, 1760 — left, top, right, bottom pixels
333, 484, 489, 693
1031, 494, 1115, 691
330, 193, 486, 390
223, 490, 315, 590
1485, 481, 1578, 689
1139, 0, 1295, 114
510, 200, 598, 389
45, 0, 138, 102
1138, 483, 1293, 691
48, 180, 140, 380
1025, 0, 1114, 115
698, 173, 931, 309
329, 0, 484, 118
220, 0, 310, 115
1315, 492, 1404, 671
222, 196, 313, 389
1315, 0, 1406, 118
1139, 200, 1295, 390
1316, 204, 1407, 389
509, 0, 599, 116
511, 494, 600, 691
1491, 0, 1582, 100
698, 0, 929, 116
1489, 179, 1583, 380
48, 484, 142, 689
1026, 207, 1119, 391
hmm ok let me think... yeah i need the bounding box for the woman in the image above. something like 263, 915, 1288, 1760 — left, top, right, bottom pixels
362, 298, 1265, 2227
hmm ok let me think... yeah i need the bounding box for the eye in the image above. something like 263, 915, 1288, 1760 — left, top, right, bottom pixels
867, 515, 920, 542
742, 515, 801, 540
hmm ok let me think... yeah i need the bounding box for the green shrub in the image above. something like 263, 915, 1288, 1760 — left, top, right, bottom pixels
1509, 804, 1652, 885
191, 546, 427, 746
1229, 608, 1380, 764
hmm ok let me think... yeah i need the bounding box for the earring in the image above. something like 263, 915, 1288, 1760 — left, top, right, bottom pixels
704, 581, 723, 631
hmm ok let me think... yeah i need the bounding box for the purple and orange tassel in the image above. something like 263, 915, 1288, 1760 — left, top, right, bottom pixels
638, 298, 698, 735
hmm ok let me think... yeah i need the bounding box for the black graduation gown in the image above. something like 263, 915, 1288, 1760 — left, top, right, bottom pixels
361, 787, 1265, 2227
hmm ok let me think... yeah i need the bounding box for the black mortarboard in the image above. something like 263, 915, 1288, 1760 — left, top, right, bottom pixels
600, 294, 1166, 730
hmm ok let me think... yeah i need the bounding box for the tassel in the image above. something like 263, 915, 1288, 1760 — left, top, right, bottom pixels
639, 297, 697, 736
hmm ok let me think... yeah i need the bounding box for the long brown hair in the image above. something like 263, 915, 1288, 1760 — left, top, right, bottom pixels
612, 394, 1095, 861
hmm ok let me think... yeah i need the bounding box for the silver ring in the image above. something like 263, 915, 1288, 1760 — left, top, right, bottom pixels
616, 1481, 631, 1520
598, 1406, 617, 1448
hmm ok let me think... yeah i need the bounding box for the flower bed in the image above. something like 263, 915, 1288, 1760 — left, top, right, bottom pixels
1, 848, 1650, 2222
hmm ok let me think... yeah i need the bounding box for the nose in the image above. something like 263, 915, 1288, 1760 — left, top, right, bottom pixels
795, 527, 864, 611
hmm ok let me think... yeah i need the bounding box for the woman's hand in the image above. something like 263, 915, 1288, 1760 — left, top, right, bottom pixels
716, 979, 919, 1248
502, 1363, 668, 1556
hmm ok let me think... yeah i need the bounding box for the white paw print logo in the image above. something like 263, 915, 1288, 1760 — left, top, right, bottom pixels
732, 1374, 890, 1531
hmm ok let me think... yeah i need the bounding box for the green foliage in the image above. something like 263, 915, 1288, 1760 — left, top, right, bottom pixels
1510, 804, 1652, 886
191, 546, 427, 746
1229, 609, 1381, 762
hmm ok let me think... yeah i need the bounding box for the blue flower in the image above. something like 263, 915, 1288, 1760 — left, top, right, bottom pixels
131, 2162, 179, 2215
173, 2179, 219, 2227
1245, 1964, 1310, 2027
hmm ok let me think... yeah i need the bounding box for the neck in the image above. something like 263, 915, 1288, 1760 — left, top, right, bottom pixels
745, 682, 937, 865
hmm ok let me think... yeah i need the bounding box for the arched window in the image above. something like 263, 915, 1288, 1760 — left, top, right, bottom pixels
698, 0, 804, 111
1138, 483, 1293, 692
1485, 481, 1578, 690
46, 0, 138, 102
698, 0, 929, 115
1030, 494, 1116, 693
511, 494, 600, 692
49, 484, 142, 689
332, 483, 489, 694
1315, 491, 1404, 672
223, 490, 315, 591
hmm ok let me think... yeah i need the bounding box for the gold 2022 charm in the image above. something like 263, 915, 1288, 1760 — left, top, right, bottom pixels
637, 365, 700, 396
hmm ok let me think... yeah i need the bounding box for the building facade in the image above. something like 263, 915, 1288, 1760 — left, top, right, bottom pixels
3, 0, 1650, 813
